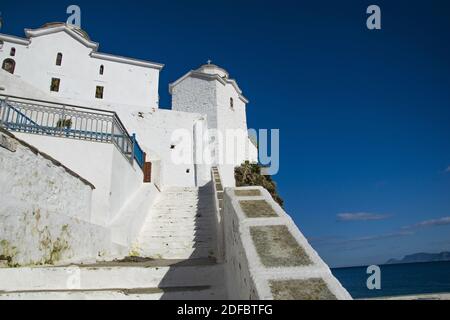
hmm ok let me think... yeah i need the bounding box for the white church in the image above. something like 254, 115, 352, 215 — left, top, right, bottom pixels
0, 23, 351, 300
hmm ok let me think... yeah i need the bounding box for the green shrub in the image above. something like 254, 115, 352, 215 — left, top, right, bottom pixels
235, 162, 284, 207
56, 119, 72, 129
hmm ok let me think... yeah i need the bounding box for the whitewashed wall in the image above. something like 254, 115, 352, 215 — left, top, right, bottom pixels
0, 30, 160, 112
1, 69, 212, 189
116, 107, 209, 188
223, 186, 352, 300
172, 76, 218, 129
0, 130, 114, 266
13, 133, 143, 226
0, 69, 63, 102
170, 67, 255, 187
109, 183, 161, 247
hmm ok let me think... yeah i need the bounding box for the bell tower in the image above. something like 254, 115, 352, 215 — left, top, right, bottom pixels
170, 62, 257, 186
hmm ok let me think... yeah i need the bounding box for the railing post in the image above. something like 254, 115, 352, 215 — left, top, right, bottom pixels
60, 105, 66, 136
4, 98, 11, 129
0, 99, 4, 126
110, 119, 115, 144
0, 99, 4, 122
131, 133, 136, 164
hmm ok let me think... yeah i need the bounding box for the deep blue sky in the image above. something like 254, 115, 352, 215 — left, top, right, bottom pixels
1, 0, 450, 267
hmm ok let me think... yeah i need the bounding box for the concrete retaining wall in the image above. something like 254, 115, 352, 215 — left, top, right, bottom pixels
223, 186, 352, 300
0, 129, 113, 266
13, 132, 143, 226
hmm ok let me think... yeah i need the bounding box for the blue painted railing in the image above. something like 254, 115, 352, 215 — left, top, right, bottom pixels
132, 133, 146, 169
0, 95, 145, 171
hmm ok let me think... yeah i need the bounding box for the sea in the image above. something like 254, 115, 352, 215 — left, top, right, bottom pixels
331, 261, 450, 299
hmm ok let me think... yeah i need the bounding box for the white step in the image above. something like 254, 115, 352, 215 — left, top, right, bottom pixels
144, 235, 213, 242
140, 235, 213, 241
135, 186, 217, 260
0, 261, 224, 292
141, 248, 215, 259
152, 210, 207, 214
140, 229, 214, 236
148, 222, 215, 229
0, 286, 227, 300
151, 216, 212, 220
141, 244, 212, 251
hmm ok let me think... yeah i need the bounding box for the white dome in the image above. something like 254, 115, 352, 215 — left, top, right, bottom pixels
197, 64, 229, 78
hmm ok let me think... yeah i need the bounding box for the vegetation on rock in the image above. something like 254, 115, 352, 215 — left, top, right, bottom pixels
235, 163, 284, 207
56, 118, 72, 129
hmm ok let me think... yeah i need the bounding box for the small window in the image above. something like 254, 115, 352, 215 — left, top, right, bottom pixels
2, 58, 16, 74
99, 65, 104, 75
56, 53, 63, 66
50, 78, 60, 92
10, 48, 16, 57
230, 97, 234, 110
95, 86, 104, 99
0, 41, 4, 49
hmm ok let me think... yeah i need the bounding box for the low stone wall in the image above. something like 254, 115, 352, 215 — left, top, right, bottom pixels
110, 183, 161, 248
13, 132, 144, 226
0, 129, 113, 266
211, 167, 225, 262
223, 186, 352, 300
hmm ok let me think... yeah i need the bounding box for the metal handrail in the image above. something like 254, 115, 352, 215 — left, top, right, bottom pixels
0, 93, 132, 144
0, 95, 145, 171
132, 133, 146, 168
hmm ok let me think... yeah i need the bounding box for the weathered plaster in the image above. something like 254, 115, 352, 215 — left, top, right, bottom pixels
0, 131, 113, 266
235, 189, 261, 197
270, 278, 337, 300
239, 200, 278, 218
222, 186, 352, 300
250, 225, 312, 267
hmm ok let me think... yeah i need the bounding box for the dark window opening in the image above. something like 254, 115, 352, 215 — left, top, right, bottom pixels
99, 65, 104, 75
0, 40, 4, 49
10, 48, 16, 56
50, 78, 60, 92
230, 97, 234, 110
95, 86, 104, 99
56, 53, 63, 66
2, 58, 16, 74
170, 145, 176, 149
186, 169, 190, 174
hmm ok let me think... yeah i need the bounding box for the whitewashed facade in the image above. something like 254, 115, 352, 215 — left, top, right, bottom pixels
0, 23, 163, 113
0, 23, 260, 249
0, 23, 257, 189
170, 64, 258, 186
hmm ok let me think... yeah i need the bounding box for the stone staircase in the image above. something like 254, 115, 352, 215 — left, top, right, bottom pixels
134, 186, 217, 260
0, 184, 227, 300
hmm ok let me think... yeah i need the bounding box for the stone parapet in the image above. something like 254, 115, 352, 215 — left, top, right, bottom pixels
223, 186, 352, 300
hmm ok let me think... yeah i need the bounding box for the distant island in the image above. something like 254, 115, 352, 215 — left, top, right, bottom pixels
386, 252, 450, 264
